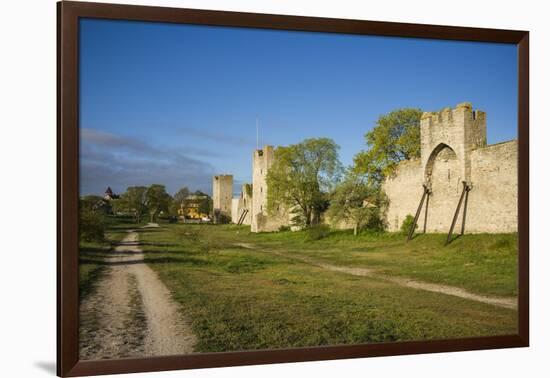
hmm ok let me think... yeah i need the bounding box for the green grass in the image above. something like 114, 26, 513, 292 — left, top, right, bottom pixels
247, 230, 518, 297
78, 216, 144, 301
143, 224, 517, 296
138, 223, 518, 353
79, 240, 110, 301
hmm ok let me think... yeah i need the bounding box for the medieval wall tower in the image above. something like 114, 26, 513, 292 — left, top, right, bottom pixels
420, 102, 487, 185
251, 146, 288, 232
212, 174, 233, 222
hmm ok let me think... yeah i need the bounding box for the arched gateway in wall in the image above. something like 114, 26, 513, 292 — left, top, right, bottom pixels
381, 102, 520, 238
423, 143, 463, 233
408, 103, 487, 240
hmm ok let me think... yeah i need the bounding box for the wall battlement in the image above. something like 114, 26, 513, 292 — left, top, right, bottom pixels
421, 102, 486, 124
420, 102, 487, 184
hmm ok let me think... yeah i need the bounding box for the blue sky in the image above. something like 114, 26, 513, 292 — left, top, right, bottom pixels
79, 18, 517, 196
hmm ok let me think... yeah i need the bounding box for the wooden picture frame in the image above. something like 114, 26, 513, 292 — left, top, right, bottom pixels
57, 1, 529, 376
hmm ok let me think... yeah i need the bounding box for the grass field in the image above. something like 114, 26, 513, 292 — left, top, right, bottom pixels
248, 228, 518, 297
134, 223, 517, 353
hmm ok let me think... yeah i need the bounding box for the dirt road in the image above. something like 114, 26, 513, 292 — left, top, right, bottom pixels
79, 230, 196, 360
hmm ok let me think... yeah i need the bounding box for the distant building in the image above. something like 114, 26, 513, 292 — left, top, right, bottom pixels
103, 186, 120, 201
178, 194, 210, 220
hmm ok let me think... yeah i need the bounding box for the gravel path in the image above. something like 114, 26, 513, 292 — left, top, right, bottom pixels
234, 243, 517, 310
80, 230, 196, 360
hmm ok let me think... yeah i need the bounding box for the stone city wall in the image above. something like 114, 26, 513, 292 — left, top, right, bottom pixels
218, 103, 517, 234
467, 140, 517, 233
231, 184, 252, 226
383, 103, 517, 233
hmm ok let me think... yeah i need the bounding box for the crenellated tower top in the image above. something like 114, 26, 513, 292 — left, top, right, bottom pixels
420, 102, 487, 184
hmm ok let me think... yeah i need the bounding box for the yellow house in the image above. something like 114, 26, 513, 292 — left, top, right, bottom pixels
178, 194, 209, 219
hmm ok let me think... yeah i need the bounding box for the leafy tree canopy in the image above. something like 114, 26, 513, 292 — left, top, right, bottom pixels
80, 195, 106, 212
353, 108, 422, 185
118, 186, 148, 223
146, 184, 172, 222
191, 190, 212, 216
267, 137, 343, 228
173, 187, 190, 204
327, 172, 387, 235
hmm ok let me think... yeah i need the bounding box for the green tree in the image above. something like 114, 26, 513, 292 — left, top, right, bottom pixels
327, 173, 386, 236
193, 190, 212, 216
79, 196, 106, 242
173, 186, 190, 205
353, 108, 422, 185
119, 186, 148, 223
170, 186, 190, 215
145, 184, 172, 222
267, 138, 343, 228
80, 195, 108, 213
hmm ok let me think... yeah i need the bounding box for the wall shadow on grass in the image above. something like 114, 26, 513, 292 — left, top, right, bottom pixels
78, 256, 209, 267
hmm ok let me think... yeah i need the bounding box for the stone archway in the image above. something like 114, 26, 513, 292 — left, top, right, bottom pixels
423, 143, 463, 232
424, 143, 462, 183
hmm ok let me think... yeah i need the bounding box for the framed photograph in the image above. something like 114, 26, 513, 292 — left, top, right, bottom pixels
57, 1, 529, 376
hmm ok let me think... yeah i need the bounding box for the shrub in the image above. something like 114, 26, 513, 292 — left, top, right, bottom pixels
213, 210, 231, 224
278, 225, 291, 232
79, 207, 106, 242
306, 224, 331, 241
400, 214, 416, 235
364, 214, 386, 232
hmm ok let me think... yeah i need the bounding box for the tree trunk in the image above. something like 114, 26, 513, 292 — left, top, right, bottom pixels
353, 224, 358, 236
311, 210, 320, 226
305, 209, 311, 227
